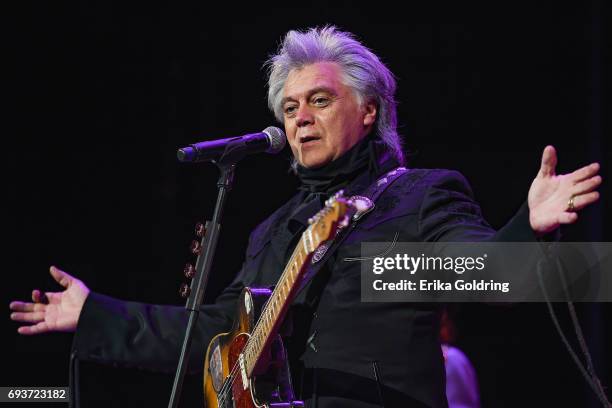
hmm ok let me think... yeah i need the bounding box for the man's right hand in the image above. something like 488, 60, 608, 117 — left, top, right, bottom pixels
9, 266, 90, 335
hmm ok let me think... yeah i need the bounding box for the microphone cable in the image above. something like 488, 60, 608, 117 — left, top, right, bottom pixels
535, 243, 611, 407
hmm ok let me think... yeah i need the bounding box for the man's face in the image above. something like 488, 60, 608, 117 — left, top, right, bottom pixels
281, 62, 376, 168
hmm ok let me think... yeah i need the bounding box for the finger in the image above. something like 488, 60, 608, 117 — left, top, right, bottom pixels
539, 145, 557, 177
572, 175, 602, 196
49, 266, 72, 288
572, 191, 600, 211
10, 311, 45, 323
570, 162, 600, 183
558, 212, 578, 225
9, 301, 45, 313
32, 290, 50, 305
17, 322, 50, 336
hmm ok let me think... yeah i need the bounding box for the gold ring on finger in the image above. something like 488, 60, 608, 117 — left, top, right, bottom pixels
567, 195, 576, 212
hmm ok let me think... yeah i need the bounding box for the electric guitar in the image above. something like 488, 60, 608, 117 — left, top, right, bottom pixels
203, 192, 353, 407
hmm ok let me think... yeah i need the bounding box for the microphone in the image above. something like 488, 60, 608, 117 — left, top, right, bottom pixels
177, 126, 286, 163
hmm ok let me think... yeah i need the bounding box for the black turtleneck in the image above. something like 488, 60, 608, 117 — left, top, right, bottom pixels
296, 135, 374, 195
286, 135, 398, 241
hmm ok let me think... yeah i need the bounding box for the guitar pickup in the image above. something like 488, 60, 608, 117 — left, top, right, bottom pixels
239, 353, 248, 390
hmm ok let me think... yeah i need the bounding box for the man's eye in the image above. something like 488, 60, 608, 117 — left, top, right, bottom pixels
284, 106, 297, 115
313, 97, 329, 106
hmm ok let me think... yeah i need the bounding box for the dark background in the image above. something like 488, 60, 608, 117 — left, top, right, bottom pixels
5, 1, 611, 407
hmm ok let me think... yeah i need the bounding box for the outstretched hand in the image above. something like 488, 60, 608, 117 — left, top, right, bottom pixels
528, 145, 601, 235
9, 266, 90, 335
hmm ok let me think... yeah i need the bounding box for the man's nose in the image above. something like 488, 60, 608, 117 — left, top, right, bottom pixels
296, 105, 314, 127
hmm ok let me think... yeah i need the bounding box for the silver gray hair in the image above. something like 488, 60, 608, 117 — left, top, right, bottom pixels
265, 25, 404, 166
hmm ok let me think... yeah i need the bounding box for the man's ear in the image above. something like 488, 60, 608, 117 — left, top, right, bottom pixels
363, 100, 377, 127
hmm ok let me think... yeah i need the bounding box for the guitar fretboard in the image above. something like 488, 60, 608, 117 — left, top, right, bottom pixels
242, 224, 322, 376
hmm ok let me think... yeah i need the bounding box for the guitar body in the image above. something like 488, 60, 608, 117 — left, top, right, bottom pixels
203, 287, 300, 408
202, 193, 351, 407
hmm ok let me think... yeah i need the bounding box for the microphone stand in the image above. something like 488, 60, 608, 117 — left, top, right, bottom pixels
167, 159, 236, 408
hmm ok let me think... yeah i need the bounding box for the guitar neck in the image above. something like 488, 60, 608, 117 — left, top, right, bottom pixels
242, 225, 321, 377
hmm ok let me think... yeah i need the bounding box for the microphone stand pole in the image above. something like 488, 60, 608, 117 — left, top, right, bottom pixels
168, 161, 235, 408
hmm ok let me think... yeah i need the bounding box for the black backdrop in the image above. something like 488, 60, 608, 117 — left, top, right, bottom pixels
5, 1, 611, 407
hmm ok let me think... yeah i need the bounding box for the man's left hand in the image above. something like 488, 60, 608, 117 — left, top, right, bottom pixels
528, 145, 601, 235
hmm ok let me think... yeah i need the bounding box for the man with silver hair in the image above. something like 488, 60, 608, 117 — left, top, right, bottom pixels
10, 26, 602, 407
266, 25, 404, 169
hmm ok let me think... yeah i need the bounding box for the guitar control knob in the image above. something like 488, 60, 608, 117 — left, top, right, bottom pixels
195, 222, 206, 238
179, 283, 191, 298
190, 240, 201, 255
184, 263, 195, 279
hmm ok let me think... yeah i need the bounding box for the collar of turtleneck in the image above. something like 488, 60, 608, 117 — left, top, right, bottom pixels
286, 135, 399, 239
296, 135, 386, 195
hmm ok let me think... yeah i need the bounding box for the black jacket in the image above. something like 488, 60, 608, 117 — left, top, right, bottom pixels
72, 161, 538, 408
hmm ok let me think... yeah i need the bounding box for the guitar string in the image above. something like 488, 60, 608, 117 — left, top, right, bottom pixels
216, 228, 310, 405
216, 245, 301, 406
217, 237, 304, 404
217, 202, 338, 405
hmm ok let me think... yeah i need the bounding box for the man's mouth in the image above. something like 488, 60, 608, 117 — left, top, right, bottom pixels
299, 135, 321, 145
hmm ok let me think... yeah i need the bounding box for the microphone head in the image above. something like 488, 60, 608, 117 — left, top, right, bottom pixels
262, 126, 286, 154
176, 147, 195, 162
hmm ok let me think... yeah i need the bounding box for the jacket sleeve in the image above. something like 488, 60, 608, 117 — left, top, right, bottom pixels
71, 259, 249, 375
417, 170, 540, 243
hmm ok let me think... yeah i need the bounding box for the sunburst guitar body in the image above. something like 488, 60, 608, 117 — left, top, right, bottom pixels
203, 287, 298, 408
